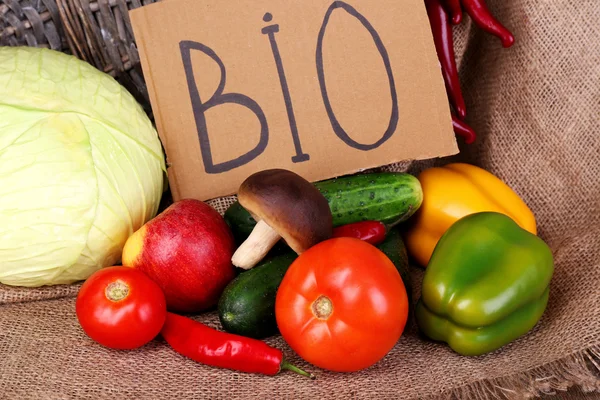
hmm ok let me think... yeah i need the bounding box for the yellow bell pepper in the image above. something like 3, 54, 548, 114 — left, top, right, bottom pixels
404, 163, 537, 267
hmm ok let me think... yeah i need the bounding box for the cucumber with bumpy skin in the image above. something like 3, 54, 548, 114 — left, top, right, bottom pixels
218, 252, 297, 339
378, 228, 413, 321
224, 172, 422, 240
316, 172, 422, 227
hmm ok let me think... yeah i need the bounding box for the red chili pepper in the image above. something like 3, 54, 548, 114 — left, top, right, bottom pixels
442, 0, 462, 24
426, 0, 514, 144
161, 312, 314, 379
462, 0, 515, 48
425, 0, 467, 120
332, 221, 387, 245
452, 115, 476, 144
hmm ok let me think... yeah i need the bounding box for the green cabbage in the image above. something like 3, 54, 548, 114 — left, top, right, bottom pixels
0, 47, 166, 287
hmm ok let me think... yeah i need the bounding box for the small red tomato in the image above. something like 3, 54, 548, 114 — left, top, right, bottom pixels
76, 266, 167, 350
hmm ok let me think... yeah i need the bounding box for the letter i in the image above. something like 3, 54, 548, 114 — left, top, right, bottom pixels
262, 13, 310, 163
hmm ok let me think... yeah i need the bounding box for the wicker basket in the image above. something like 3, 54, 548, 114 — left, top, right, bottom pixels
0, 0, 156, 111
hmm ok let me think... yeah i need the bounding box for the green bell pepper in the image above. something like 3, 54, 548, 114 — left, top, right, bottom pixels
415, 212, 554, 356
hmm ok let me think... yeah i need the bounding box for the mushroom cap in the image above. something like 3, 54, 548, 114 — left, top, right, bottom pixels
238, 169, 333, 254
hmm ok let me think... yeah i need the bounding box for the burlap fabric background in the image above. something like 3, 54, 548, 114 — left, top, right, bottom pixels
1, 1, 599, 399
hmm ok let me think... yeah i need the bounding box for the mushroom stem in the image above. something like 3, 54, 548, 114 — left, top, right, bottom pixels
231, 220, 282, 270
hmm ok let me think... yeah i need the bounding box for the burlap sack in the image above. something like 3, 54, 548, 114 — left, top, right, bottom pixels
1, 1, 599, 399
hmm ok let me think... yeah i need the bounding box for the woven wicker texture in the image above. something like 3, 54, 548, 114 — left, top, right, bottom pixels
1, 0, 599, 399
0, 0, 157, 111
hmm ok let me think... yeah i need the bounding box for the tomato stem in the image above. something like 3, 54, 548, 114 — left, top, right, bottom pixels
105, 280, 130, 302
312, 295, 333, 319
281, 360, 316, 379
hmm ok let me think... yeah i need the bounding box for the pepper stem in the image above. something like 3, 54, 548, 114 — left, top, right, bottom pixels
281, 360, 316, 380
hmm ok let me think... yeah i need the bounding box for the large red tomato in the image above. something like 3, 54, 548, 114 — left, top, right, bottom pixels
76, 266, 167, 350
275, 238, 409, 372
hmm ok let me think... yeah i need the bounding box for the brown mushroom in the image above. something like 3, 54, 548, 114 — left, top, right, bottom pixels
231, 169, 333, 270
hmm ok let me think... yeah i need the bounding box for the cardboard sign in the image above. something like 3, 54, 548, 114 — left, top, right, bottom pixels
130, 0, 458, 201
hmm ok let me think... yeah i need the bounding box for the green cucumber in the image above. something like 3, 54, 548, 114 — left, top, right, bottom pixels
378, 228, 413, 320
378, 229, 410, 290
224, 201, 256, 244
218, 252, 297, 339
224, 172, 423, 241
217, 230, 412, 339
316, 172, 422, 227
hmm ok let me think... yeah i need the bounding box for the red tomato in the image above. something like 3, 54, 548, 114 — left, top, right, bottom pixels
76, 266, 167, 350
275, 238, 409, 372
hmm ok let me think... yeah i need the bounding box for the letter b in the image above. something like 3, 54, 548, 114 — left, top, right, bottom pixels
180, 41, 269, 173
